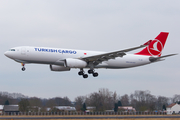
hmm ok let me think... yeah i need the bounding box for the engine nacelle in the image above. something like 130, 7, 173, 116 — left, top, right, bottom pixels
65, 58, 87, 68
50, 65, 70, 71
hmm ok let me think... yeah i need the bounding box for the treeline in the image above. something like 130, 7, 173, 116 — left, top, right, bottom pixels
0, 92, 72, 112
18, 97, 72, 112
73, 88, 180, 111
0, 89, 180, 112
0, 92, 27, 105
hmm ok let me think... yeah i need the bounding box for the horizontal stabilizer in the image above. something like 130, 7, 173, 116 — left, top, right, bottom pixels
149, 53, 177, 62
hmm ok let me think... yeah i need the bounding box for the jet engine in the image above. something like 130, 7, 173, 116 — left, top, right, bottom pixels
65, 58, 87, 68
50, 65, 70, 71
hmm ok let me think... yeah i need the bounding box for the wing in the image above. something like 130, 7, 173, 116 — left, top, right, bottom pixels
81, 44, 148, 65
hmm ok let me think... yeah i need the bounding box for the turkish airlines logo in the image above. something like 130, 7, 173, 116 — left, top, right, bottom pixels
147, 39, 163, 56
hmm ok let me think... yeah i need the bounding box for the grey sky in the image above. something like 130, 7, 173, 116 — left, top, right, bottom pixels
0, 0, 179, 101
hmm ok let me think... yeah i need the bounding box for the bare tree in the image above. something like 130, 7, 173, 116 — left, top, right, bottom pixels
86, 88, 115, 111
46, 98, 56, 107
156, 96, 169, 110
129, 90, 157, 111
120, 94, 129, 106
29, 97, 42, 107
44, 97, 71, 109
74, 96, 86, 111
172, 94, 180, 103
18, 99, 30, 112
112, 91, 118, 104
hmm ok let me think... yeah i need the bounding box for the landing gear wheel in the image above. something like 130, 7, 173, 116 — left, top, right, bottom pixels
93, 72, 98, 77
78, 71, 84, 75
88, 70, 94, 74
22, 67, 25, 71
83, 74, 88, 78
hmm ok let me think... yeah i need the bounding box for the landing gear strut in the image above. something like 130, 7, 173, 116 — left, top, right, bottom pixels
21, 63, 25, 71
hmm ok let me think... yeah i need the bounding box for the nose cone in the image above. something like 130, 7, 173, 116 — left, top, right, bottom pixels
4, 51, 13, 59
4, 51, 8, 57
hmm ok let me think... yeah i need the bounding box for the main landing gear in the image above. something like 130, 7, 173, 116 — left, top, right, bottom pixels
78, 69, 88, 78
78, 69, 98, 78
21, 63, 26, 71
88, 70, 98, 77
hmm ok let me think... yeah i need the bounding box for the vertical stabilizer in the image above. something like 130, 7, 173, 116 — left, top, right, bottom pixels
135, 32, 169, 56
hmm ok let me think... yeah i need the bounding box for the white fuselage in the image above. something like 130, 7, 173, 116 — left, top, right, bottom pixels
4, 46, 151, 69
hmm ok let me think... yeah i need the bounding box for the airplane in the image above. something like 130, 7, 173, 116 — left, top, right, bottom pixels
4, 32, 177, 78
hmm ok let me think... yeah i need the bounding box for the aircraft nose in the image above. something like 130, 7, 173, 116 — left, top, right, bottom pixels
4, 51, 8, 57
4, 51, 12, 58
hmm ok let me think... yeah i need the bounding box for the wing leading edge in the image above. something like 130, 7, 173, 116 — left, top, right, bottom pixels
81, 44, 149, 65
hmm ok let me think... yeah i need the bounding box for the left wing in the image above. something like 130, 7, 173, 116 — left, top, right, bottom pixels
81, 44, 148, 65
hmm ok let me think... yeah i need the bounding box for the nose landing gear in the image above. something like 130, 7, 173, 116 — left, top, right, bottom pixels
21, 63, 25, 71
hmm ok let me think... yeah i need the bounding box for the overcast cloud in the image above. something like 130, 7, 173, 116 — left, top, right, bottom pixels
0, 0, 180, 101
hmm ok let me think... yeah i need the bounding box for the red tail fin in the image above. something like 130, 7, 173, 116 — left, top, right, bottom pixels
135, 32, 169, 57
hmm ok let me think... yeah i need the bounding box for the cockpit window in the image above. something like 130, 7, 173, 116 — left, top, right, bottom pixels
9, 49, 15, 51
